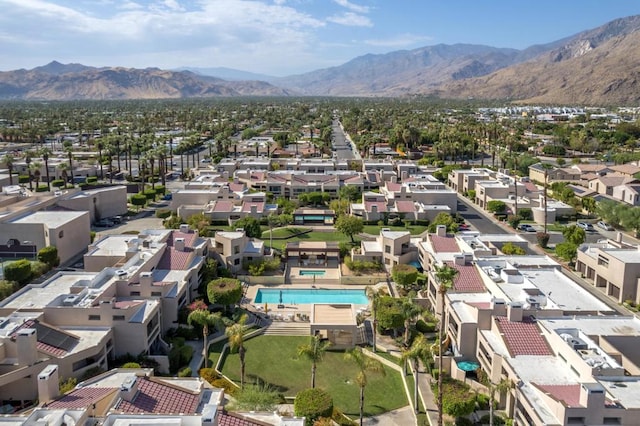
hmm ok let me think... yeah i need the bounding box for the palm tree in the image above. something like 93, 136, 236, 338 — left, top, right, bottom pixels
401, 334, 431, 414
297, 335, 331, 388
365, 286, 381, 353
57, 163, 69, 186
30, 161, 43, 190
400, 297, 423, 347
489, 378, 513, 426
4, 154, 15, 186
187, 307, 223, 369
64, 146, 74, 185
226, 314, 249, 389
39, 148, 51, 191
25, 153, 33, 190
434, 263, 459, 426
344, 347, 386, 426
96, 141, 104, 180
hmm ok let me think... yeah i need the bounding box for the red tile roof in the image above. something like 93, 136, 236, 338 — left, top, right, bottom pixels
212, 200, 235, 212
395, 200, 415, 213
158, 248, 193, 270
536, 384, 582, 407
115, 377, 199, 414
229, 183, 245, 192
495, 317, 552, 357
364, 201, 387, 213
217, 411, 266, 426
429, 234, 459, 253
242, 201, 265, 213
11, 320, 79, 357
524, 182, 539, 193
386, 182, 402, 192
46, 387, 117, 409
446, 262, 486, 293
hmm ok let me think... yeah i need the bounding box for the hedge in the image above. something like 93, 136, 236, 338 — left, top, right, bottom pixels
3, 259, 32, 285
294, 388, 334, 426
207, 278, 242, 306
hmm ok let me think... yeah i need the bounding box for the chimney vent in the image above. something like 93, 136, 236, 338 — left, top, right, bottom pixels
38, 364, 60, 404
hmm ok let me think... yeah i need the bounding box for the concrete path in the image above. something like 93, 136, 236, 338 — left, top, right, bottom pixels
363, 405, 416, 426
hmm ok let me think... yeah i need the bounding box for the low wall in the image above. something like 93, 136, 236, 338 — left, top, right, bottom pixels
238, 275, 285, 285
341, 275, 387, 285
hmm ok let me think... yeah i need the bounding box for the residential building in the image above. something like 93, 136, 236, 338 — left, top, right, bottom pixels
212, 229, 266, 274
351, 228, 418, 270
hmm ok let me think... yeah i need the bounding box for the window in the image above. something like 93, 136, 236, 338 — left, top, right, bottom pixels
567, 418, 585, 424
113, 315, 125, 321
234, 258, 240, 265
58, 230, 64, 238
598, 255, 609, 267
603, 418, 622, 425
130, 291, 140, 296
385, 245, 391, 254
89, 315, 101, 321
151, 291, 162, 297
234, 246, 240, 254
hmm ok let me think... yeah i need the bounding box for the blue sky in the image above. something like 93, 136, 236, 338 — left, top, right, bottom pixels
0, 0, 638, 76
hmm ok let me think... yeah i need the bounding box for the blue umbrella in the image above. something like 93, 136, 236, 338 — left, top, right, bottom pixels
279, 290, 283, 304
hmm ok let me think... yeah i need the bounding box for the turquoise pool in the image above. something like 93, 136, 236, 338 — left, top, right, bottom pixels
255, 289, 368, 305
299, 270, 326, 277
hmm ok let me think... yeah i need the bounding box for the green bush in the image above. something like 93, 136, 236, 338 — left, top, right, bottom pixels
487, 200, 507, 214
18, 175, 30, 184
476, 393, 490, 409
87, 176, 98, 184
122, 362, 141, 368
51, 179, 65, 188
415, 319, 436, 333
59, 377, 77, 394
455, 417, 474, 426
0, 280, 18, 301
4, 259, 33, 285
294, 388, 334, 426
156, 209, 172, 219
537, 232, 550, 248
479, 414, 505, 425
518, 208, 533, 220
178, 367, 193, 377
38, 246, 60, 268
199, 368, 220, 385
168, 342, 194, 373
30, 261, 50, 278
35, 184, 49, 192
155, 185, 166, 195
207, 278, 242, 307
143, 189, 157, 200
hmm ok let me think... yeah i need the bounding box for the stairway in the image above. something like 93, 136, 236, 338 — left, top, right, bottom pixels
262, 321, 310, 336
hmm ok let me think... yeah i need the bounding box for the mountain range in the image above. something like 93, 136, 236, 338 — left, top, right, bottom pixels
1, 15, 640, 104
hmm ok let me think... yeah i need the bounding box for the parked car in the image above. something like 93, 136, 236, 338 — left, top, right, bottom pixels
95, 219, 114, 228
597, 221, 613, 231
162, 193, 173, 200
110, 216, 123, 224
518, 224, 536, 232
458, 223, 471, 231
577, 221, 595, 232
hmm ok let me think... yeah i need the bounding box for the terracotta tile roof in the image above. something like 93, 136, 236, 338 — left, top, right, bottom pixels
395, 200, 415, 213
445, 262, 485, 293
46, 387, 117, 409
495, 316, 552, 357
115, 377, 199, 414
242, 201, 265, 213
217, 411, 266, 426
364, 201, 387, 213
536, 384, 582, 407
386, 182, 402, 192
212, 200, 235, 212
11, 319, 79, 357
524, 182, 539, 193
429, 234, 459, 253
170, 231, 197, 247
158, 248, 193, 270
229, 183, 246, 192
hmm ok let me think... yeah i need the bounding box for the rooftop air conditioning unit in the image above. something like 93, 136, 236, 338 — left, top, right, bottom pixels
63, 295, 80, 306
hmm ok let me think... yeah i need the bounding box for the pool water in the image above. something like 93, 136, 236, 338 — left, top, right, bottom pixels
255, 288, 368, 305
299, 270, 326, 276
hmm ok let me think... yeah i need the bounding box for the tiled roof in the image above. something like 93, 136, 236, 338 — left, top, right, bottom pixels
46, 387, 117, 409
429, 234, 459, 253
495, 317, 552, 357
11, 319, 79, 357
229, 183, 246, 192
466, 302, 491, 309
212, 200, 235, 212
115, 377, 199, 414
217, 411, 266, 426
386, 182, 402, 192
158, 248, 192, 270
242, 201, 265, 213
536, 384, 582, 407
364, 201, 387, 213
445, 262, 485, 293
395, 200, 415, 213
523, 182, 539, 193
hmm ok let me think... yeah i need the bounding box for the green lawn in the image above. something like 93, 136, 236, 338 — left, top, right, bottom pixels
262, 230, 360, 251
218, 335, 407, 417
362, 225, 428, 236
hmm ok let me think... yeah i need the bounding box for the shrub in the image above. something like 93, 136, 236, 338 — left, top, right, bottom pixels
536, 232, 550, 248
143, 189, 157, 200
4, 259, 33, 285
392, 264, 418, 288
130, 193, 147, 209
199, 367, 220, 385
0, 280, 18, 301
294, 388, 334, 426
518, 208, 533, 221
476, 393, 490, 409
35, 184, 49, 192
455, 418, 474, 426
211, 377, 238, 396
156, 209, 172, 219
38, 246, 60, 268
30, 261, 50, 278
155, 185, 166, 195
122, 362, 141, 368
87, 176, 98, 184
18, 175, 30, 184
501, 242, 526, 255
178, 367, 193, 377
487, 200, 507, 214
507, 214, 520, 229
415, 319, 436, 333
479, 414, 505, 425
168, 342, 194, 373
542, 145, 566, 156
207, 278, 242, 307
59, 377, 77, 394
51, 179, 65, 188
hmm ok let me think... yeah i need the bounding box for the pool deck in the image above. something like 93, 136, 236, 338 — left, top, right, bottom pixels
243, 281, 387, 319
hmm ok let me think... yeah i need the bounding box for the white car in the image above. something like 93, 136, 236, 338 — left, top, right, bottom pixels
597, 221, 613, 231
577, 221, 595, 232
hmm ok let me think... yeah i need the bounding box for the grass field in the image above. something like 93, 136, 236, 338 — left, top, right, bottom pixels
217, 335, 408, 417
261, 228, 360, 251
362, 225, 428, 236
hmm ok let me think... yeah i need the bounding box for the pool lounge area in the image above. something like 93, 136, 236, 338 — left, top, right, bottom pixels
254, 288, 368, 305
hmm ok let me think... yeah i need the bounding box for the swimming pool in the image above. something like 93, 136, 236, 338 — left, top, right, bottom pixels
299, 270, 326, 277
254, 288, 368, 305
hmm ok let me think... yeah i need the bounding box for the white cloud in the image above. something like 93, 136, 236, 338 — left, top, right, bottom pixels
364, 33, 433, 48
118, 1, 143, 10
333, 0, 369, 14
162, 0, 184, 11
327, 12, 372, 27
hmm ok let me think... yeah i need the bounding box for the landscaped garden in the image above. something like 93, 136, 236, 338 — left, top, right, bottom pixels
213, 335, 408, 417
261, 227, 361, 251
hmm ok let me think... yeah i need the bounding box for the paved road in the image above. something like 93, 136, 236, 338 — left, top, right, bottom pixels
457, 197, 506, 235
331, 119, 359, 160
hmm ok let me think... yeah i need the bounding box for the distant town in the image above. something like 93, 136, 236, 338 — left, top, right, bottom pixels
0, 98, 640, 426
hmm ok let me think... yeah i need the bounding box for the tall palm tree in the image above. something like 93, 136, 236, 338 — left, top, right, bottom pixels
30, 161, 43, 190
187, 308, 223, 369
400, 297, 423, 347
57, 163, 69, 186
96, 141, 104, 180
64, 146, 74, 185
344, 347, 386, 426
39, 148, 51, 191
297, 335, 331, 388
401, 333, 431, 414
4, 154, 15, 186
434, 264, 458, 426
365, 286, 381, 353
226, 314, 249, 389
486, 377, 513, 426
25, 153, 33, 190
